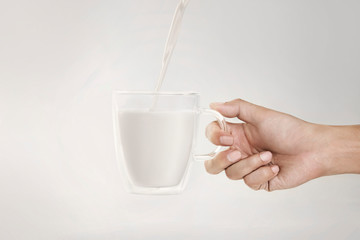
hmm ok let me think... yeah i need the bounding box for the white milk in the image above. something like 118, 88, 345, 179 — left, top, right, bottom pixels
117, 0, 194, 187
118, 110, 196, 187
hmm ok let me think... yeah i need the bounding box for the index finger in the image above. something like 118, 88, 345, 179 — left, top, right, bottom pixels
210, 98, 270, 124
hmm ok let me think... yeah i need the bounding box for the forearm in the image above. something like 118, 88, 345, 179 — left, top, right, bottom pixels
322, 125, 360, 176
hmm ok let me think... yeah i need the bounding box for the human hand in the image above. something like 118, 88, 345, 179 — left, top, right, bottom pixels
204, 99, 360, 191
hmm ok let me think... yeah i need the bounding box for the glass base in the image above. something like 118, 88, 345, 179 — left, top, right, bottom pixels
126, 185, 186, 195
122, 164, 191, 195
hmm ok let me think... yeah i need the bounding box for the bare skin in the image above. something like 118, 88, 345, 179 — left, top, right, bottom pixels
205, 99, 360, 191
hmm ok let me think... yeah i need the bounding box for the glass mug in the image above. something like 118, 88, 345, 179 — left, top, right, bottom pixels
112, 91, 227, 194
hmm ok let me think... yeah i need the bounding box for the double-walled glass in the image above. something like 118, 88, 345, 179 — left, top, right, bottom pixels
113, 91, 226, 194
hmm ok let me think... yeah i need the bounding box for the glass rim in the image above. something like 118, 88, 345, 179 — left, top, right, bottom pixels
113, 90, 200, 96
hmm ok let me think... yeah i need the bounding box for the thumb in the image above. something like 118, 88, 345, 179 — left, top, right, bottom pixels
210, 99, 271, 124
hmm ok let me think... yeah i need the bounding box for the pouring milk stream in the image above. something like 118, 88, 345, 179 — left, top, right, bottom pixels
151, 0, 191, 110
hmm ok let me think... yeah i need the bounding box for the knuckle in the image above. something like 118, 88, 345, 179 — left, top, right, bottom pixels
225, 169, 238, 180
218, 152, 230, 168
244, 179, 259, 191
204, 160, 219, 175
256, 166, 267, 175
204, 161, 215, 174
243, 177, 250, 186
249, 155, 261, 168
205, 122, 219, 140
208, 121, 219, 129
232, 98, 244, 107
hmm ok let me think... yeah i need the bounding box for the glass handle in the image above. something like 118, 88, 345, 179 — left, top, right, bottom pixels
194, 108, 228, 161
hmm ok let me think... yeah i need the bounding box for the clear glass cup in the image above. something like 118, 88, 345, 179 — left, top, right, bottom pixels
112, 91, 227, 194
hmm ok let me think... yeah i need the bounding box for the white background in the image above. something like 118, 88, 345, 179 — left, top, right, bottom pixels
1, 0, 360, 239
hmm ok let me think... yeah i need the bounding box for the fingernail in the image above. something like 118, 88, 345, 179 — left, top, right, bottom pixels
260, 151, 272, 162
210, 102, 223, 108
271, 165, 280, 174
220, 135, 233, 145
227, 151, 241, 163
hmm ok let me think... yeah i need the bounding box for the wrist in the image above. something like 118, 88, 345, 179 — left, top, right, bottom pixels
320, 125, 360, 176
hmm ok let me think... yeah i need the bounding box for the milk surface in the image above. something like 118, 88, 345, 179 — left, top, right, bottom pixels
118, 110, 196, 187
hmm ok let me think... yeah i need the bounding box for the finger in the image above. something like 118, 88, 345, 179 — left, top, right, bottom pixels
243, 165, 280, 191
224, 151, 273, 180
210, 99, 272, 125
205, 121, 233, 146
204, 149, 242, 175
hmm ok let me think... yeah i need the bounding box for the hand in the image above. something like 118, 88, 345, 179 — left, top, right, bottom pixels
204, 99, 360, 191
